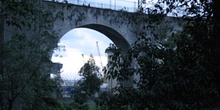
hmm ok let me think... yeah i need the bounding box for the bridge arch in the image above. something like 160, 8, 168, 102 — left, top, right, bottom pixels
80, 24, 130, 52
60, 24, 130, 52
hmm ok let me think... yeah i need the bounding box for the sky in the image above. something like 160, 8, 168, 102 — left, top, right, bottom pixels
51, 28, 112, 80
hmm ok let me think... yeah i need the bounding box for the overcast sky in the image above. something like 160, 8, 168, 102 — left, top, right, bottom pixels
51, 28, 112, 80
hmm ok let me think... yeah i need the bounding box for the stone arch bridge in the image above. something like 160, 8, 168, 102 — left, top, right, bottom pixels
2, 0, 183, 52
0, 1, 185, 106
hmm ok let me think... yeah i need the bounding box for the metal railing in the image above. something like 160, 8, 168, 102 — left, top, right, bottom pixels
58, 0, 138, 12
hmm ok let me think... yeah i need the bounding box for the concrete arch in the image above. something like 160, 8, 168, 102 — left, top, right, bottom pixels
48, 1, 137, 52
79, 24, 130, 52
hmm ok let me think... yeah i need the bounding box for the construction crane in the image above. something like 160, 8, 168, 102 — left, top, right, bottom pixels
96, 41, 103, 69
96, 41, 107, 83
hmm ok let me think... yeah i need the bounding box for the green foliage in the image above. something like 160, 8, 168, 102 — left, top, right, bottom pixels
77, 54, 102, 96
2, 34, 61, 108
99, 0, 220, 109
0, 0, 38, 29
0, 0, 63, 110
105, 44, 133, 81
71, 55, 102, 109
2, 34, 62, 110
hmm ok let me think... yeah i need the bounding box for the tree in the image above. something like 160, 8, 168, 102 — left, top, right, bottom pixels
0, 0, 62, 109
72, 54, 102, 107
78, 54, 102, 96
2, 35, 61, 110
100, 0, 220, 109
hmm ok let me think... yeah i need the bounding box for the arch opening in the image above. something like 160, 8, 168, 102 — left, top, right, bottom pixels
52, 24, 130, 81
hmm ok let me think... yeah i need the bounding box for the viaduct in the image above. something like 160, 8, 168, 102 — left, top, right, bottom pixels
2, 0, 183, 52
1, 0, 183, 91
0, 1, 184, 109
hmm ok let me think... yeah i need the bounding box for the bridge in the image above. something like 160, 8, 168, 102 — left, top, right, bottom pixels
0, 1, 185, 109
2, 0, 183, 52
1, 0, 183, 89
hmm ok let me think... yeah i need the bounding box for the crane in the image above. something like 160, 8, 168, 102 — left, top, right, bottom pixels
96, 41, 107, 83
96, 41, 103, 69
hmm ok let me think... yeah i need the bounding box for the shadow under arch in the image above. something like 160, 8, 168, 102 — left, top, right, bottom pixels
78, 24, 130, 53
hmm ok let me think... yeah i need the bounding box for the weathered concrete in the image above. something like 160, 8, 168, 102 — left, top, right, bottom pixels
43, 1, 183, 52
3, 1, 183, 52
44, 1, 137, 52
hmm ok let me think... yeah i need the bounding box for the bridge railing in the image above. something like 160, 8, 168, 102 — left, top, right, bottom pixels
61, 0, 138, 12
74, 0, 137, 12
